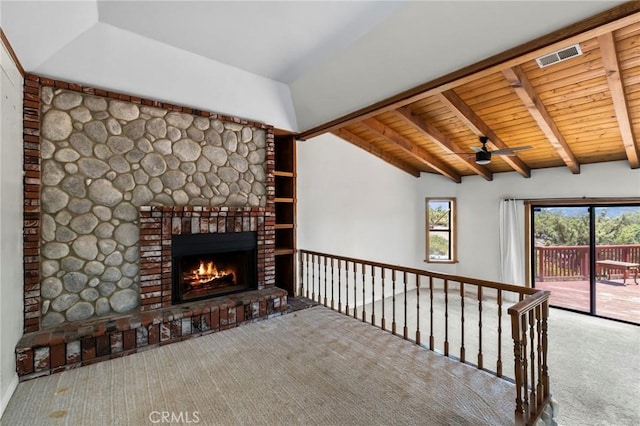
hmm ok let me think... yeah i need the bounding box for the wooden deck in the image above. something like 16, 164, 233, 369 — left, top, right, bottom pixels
535, 279, 640, 324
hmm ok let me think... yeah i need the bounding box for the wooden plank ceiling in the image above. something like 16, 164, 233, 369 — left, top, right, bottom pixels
300, 3, 640, 182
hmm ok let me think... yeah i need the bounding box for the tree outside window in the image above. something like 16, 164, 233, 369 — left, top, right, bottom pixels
426, 198, 457, 263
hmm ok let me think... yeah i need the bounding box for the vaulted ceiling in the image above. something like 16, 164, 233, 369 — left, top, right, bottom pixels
299, 3, 640, 181
3, 1, 640, 181
1, 0, 631, 133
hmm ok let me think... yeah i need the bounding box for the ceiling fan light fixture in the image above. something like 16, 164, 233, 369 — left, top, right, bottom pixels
475, 150, 491, 165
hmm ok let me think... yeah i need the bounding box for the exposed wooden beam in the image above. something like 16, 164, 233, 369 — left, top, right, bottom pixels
436, 90, 531, 178
502, 66, 580, 174
598, 31, 640, 168
0, 28, 25, 77
299, 3, 640, 140
394, 107, 493, 181
360, 118, 461, 183
332, 129, 421, 177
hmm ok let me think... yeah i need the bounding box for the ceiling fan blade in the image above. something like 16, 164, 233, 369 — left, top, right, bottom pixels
470, 146, 484, 153
491, 145, 533, 156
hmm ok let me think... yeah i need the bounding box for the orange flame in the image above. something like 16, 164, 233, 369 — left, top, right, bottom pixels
187, 260, 233, 286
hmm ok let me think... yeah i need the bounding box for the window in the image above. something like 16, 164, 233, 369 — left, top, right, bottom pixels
426, 198, 457, 263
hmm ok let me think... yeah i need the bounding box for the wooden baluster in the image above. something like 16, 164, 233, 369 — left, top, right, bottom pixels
299, 251, 305, 298
403, 271, 408, 340
512, 315, 524, 422
392, 269, 397, 335
320, 256, 324, 303
337, 260, 342, 313
521, 317, 529, 415
371, 266, 376, 326
536, 304, 544, 408
497, 288, 503, 377
444, 279, 449, 357
429, 276, 434, 351
460, 281, 465, 363
415, 274, 421, 345
381, 269, 386, 330
323, 256, 328, 307
330, 258, 335, 310
311, 254, 316, 302
529, 310, 537, 417
477, 286, 483, 369
362, 263, 366, 322
304, 253, 313, 299
353, 261, 358, 319
541, 300, 550, 400
345, 261, 350, 316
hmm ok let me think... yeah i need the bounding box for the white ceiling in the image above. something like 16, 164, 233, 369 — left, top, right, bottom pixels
1, 0, 627, 132
97, 0, 406, 84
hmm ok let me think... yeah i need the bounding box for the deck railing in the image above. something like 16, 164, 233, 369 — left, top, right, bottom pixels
536, 244, 640, 281
299, 249, 551, 426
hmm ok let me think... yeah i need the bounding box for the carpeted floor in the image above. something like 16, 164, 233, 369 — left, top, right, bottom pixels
2, 305, 514, 426
546, 308, 640, 426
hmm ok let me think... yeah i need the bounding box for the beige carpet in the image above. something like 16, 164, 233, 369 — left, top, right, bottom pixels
2, 306, 514, 426
363, 290, 640, 426
546, 308, 640, 426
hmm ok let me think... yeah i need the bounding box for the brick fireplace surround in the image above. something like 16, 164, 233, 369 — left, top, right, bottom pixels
15, 75, 287, 381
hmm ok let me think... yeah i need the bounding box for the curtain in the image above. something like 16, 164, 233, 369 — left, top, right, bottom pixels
499, 199, 525, 286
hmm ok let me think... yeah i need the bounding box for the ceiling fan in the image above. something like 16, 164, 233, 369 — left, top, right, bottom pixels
471, 136, 532, 165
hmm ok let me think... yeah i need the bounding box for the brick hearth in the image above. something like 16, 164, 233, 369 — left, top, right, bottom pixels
16, 288, 287, 381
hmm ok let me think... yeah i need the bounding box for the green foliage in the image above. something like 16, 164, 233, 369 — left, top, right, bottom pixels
428, 206, 450, 229
535, 209, 640, 246
429, 233, 449, 257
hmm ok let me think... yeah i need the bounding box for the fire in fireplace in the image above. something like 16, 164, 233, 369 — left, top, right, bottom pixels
172, 232, 257, 304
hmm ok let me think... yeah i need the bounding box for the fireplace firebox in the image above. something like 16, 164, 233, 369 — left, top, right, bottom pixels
172, 232, 257, 304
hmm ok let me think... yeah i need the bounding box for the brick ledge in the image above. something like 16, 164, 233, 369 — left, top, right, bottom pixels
16, 288, 287, 381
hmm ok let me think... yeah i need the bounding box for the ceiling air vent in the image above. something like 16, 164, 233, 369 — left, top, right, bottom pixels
535, 44, 583, 68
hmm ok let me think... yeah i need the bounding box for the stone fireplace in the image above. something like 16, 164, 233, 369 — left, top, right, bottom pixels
16, 75, 287, 380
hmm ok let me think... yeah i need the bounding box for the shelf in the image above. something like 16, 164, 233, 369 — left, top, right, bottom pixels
274, 132, 297, 296
275, 227, 294, 248
275, 203, 294, 225
275, 255, 295, 295
275, 175, 295, 198
275, 248, 295, 256
274, 136, 295, 173
275, 223, 294, 230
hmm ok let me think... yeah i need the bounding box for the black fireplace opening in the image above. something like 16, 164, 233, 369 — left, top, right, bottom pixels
172, 232, 257, 304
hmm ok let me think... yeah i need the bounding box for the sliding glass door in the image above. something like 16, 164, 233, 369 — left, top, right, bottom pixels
532, 203, 640, 324
594, 206, 640, 322
532, 206, 591, 313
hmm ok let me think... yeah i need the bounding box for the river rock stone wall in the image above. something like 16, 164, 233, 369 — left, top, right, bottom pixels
39, 88, 268, 326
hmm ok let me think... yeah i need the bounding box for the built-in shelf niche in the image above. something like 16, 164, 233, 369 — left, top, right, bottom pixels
273, 133, 297, 296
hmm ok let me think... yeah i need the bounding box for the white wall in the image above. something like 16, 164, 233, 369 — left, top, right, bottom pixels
297, 133, 424, 268
298, 133, 640, 288
418, 161, 640, 284
0, 35, 24, 416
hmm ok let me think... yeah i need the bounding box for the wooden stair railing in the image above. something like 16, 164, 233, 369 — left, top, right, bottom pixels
509, 291, 552, 425
299, 249, 552, 426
